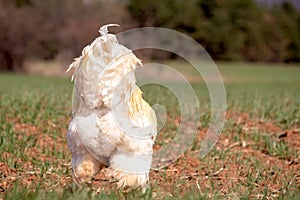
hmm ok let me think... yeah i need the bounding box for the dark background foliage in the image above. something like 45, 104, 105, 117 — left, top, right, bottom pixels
0, 0, 299, 71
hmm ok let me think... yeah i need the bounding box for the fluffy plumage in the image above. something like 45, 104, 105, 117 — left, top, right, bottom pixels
66, 24, 157, 190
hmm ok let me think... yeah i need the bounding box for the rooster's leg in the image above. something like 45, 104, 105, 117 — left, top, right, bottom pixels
67, 130, 104, 185
107, 150, 150, 192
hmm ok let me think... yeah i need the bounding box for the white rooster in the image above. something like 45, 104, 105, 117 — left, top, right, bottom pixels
66, 24, 157, 190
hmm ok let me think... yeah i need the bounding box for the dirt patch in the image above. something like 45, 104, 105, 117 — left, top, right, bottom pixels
0, 162, 17, 194
1, 112, 299, 198
0, 122, 71, 195
14, 123, 39, 138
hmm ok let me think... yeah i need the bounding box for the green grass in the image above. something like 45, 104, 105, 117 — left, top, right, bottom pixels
0, 62, 300, 199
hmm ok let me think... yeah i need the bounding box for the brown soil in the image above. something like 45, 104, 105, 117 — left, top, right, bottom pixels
1, 113, 299, 198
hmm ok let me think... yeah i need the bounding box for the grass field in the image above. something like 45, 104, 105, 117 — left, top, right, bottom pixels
0, 62, 300, 199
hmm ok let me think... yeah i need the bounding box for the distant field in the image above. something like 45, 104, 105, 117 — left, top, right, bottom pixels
0, 62, 299, 199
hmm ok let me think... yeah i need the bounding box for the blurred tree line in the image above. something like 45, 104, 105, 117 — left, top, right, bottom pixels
0, 0, 299, 71
0, 0, 134, 71
129, 0, 300, 62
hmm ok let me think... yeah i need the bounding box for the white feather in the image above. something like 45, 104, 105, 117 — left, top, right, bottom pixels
67, 25, 157, 190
